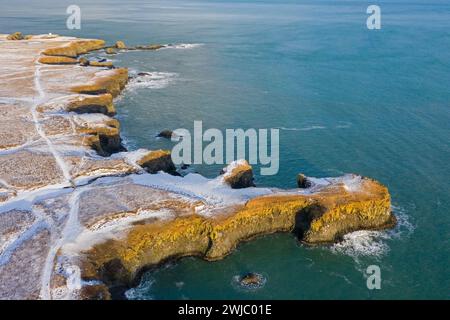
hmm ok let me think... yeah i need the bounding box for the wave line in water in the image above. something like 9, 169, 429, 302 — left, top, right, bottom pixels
163, 43, 204, 50
276, 125, 326, 131
126, 72, 179, 91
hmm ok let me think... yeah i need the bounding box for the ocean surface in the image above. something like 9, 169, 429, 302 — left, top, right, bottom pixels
1, 0, 449, 299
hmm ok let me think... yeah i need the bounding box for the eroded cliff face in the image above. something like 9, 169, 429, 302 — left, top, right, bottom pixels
0, 34, 395, 300
80, 175, 394, 293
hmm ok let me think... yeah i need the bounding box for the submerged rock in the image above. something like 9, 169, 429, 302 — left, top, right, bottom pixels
221, 160, 255, 189
157, 130, 174, 139
135, 44, 165, 50
180, 163, 190, 170
297, 173, 312, 188
136, 150, 177, 174
239, 273, 265, 288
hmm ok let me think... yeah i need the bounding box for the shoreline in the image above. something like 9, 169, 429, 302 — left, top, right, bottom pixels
0, 33, 395, 300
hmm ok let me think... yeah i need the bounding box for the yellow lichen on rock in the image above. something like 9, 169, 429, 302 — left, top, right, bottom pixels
303, 179, 394, 243
221, 160, 255, 188
38, 56, 78, 65
76, 118, 122, 155
89, 61, 114, 68
71, 68, 128, 97
66, 94, 115, 115
115, 41, 126, 49
42, 39, 105, 57
136, 150, 176, 174
206, 195, 311, 259
83, 215, 211, 285
7, 32, 24, 40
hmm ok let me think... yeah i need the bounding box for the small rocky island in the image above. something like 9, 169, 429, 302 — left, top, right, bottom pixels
0, 34, 396, 300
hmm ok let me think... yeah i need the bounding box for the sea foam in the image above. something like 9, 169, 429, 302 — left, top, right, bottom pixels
163, 43, 204, 50
330, 206, 414, 260
126, 72, 178, 91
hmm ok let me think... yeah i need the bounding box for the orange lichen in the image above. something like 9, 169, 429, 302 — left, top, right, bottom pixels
66, 94, 115, 115
38, 56, 78, 65
81, 177, 394, 293
71, 68, 128, 97
42, 39, 105, 58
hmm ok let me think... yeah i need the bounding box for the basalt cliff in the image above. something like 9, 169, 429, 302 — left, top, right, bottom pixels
0, 34, 395, 300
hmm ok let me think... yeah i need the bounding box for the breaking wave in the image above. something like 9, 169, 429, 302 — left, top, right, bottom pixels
163, 43, 204, 50
125, 276, 155, 300
277, 125, 326, 131
330, 206, 414, 260
126, 72, 178, 91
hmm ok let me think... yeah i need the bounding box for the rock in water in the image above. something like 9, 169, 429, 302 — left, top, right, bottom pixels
42, 39, 105, 57
105, 47, 116, 54
89, 61, 114, 68
135, 44, 165, 50
7, 32, 24, 40
221, 160, 255, 189
297, 173, 312, 188
115, 41, 126, 49
137, 150, 177, 174
181, 163, 190, 170
157, 130, 174, 139
239, 273, 265, 288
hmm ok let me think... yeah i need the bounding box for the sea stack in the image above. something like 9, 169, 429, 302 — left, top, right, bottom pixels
221, 160, 255, 189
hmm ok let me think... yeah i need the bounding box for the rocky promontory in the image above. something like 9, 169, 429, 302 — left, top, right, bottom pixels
0, 34, 395, 300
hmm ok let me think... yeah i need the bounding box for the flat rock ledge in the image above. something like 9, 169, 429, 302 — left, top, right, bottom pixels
0, 34, 396, 300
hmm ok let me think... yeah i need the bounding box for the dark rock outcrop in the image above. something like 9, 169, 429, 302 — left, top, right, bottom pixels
135, 44, 165, 50
137, 150, 177, 175
221, 160, 255, 189
239, 273, 264, 288
297, 173, 312, 188
115, 41, 126, 49
79, 57, 90, 66
7, 32, 24, 40
157, 130, 173, 139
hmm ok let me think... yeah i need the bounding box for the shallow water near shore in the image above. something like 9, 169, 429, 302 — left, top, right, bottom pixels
1, 0, 449, 299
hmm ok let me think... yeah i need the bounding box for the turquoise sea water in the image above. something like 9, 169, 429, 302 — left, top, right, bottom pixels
1, 0, 449, 299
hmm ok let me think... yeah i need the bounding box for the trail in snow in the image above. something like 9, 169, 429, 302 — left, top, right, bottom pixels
29, 61, 78, 299
39, 187, 84, 300
31, 64, 73, 185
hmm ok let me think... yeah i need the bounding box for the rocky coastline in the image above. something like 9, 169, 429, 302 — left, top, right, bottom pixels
0, 34, 395, 300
